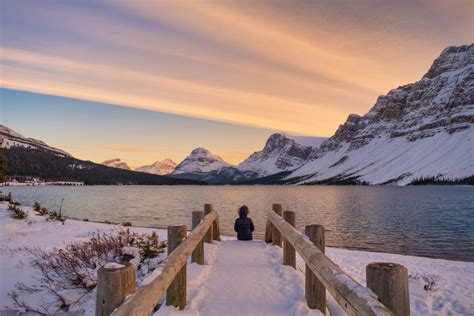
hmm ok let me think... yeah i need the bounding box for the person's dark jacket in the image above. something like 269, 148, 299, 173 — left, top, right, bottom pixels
234, 209, 255, 241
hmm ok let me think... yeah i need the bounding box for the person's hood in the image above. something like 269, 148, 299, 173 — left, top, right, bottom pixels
239, 208, 248, 218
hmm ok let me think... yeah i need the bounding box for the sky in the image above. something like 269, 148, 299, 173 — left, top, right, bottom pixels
0, 1, 473, 168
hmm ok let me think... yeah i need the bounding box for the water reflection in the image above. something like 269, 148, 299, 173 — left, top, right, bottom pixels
4, 185, 474, 261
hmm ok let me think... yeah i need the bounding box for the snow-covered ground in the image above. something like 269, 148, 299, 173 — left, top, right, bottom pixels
1, 202, 473, 315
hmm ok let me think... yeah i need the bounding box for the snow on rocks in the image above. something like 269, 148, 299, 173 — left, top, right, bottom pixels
104, 262, 125, 269
135, 159, 177, 175
101, 158, 131, 170
122, 247, 142, 267
172, 148, 232, 175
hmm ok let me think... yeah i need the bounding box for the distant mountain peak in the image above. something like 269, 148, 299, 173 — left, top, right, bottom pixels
173, 147, 232, 175
423, 44, 473, 80
135, 159, 176, 175
101, 158, 130, 170
238, 133, 326, 178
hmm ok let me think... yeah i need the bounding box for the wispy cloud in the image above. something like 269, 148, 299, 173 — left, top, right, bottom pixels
1, 1, 472, 136
98, 145, 150, 153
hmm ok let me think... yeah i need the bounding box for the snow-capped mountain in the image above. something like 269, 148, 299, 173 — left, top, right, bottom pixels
238, 133, 325, 178
0, 124, 71, 157
281, 44, 474, 185
170, 148, 247, 184
135, 159, 176, 175
172, 148, 232, 174
101, 158, 130, 170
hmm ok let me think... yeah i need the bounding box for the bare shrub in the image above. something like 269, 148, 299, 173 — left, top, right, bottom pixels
10, 229, 166, 313
409, 273, 438, 292
8, 202, 27, 220
32, 201, 66, 223
47, 210, 66, 224
33, 201, 48, 216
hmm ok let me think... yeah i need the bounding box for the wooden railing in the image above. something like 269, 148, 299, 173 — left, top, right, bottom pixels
96, 204, 220, 316
266, 204, 410, 316
96, 203, 409, 316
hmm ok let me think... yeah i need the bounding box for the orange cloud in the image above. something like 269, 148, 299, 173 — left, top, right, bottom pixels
1, 1, 472, 137
99, 145, 150, 153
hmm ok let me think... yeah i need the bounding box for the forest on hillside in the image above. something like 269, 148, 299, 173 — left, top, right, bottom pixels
2, 147, 202, 185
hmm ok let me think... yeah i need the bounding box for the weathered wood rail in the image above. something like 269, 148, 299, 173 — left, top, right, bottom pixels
96, 204, 220, 316
266, 204, 410, 316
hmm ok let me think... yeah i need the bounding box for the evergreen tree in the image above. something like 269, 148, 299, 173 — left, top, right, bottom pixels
0, 148, 7, 183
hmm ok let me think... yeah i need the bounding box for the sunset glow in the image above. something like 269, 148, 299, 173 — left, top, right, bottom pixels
1, 0, 473, 166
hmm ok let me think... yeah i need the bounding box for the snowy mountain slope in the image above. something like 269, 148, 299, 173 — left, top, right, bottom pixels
0, 124, 71, 157
170, 148, 247, 183
101, 158, 131, 170
238, 133, 320, 178
172, 148, 233, 174
284, 44, 474, 185
289, 127, 473, 185
135, 159, 176, 175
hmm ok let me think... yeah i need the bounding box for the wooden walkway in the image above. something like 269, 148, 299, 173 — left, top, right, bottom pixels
97, 204, 410, 316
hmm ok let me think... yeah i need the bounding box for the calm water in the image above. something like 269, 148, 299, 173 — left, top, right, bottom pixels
3, 185, 474, 261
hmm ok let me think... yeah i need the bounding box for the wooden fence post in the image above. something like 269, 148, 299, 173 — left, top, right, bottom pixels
204, 204, 214, 243
272, 204, 282, 247
283, 211, 296, 268
191, 211, 204, 264
366, 263, 410, 316
166, 225, 187, 309
305, 224, 326, 313
213, 212, 221, 241
96, 263, 136, 316
264, 219, 273, 243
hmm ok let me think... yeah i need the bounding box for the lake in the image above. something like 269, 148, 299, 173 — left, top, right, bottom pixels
2, 185, 473, 261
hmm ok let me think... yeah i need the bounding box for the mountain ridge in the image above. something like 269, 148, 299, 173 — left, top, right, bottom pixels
101, 158, 131, 170
0, 126, 202, 185
2, 44, 472, 185
281, 44, 474, 185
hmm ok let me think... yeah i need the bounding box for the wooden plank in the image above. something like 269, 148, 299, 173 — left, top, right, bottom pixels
268, 211, 393, 316
305, 225, 326, 313
112, 211, 217, 316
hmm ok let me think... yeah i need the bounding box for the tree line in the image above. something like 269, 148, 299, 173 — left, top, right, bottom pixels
2, 147, 202, 185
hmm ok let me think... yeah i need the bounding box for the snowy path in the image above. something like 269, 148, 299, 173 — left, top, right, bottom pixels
199, 240, 316, 316
158, 240, 321, 316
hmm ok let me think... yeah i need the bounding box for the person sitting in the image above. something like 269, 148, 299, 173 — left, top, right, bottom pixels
234, 205, 255, 241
